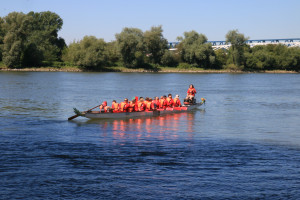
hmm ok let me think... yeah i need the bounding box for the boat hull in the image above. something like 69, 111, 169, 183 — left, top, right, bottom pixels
82, 102, 203, 119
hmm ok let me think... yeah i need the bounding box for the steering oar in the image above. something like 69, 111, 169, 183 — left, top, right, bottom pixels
68, 104, 101, 120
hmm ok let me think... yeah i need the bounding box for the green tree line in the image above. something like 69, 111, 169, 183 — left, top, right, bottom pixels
1, 11, 300, 71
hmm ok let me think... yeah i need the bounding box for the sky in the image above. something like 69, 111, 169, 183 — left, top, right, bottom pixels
1, 0, 300, 44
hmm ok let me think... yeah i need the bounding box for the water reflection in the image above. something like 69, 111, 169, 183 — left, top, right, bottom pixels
84, 111, 205, 140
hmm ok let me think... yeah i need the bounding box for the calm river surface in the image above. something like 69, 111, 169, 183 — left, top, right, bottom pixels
1, 72, 300, 199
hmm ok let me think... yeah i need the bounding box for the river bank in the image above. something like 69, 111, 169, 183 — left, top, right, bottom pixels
0, 63, 299, 73
0, 66, 298, 73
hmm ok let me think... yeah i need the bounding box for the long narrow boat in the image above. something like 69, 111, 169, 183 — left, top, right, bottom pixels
77, 101, 205, 120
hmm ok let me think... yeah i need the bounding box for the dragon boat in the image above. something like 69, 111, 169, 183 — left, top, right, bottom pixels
68, 99, 205, 120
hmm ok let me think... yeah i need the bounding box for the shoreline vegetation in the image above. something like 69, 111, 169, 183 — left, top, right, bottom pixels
0, 64, 298, 73
1, 11, 300, 73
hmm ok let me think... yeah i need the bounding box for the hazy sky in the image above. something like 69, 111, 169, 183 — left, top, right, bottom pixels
1, 0, 300, 44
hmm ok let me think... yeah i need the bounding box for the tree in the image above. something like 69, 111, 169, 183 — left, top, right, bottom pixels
63, 36, 107, 70
243, 44, 300, 71
115, 27, 145, 67
144, 25, 168, 64
105, 41, 120, 64
1, 11, 65, 67
26, 11, 65, 62
225, 30, 249, 69
161, 50, 178, 67
214, 48, 228, 69
2, 12, 29, 67
177, 30, 215, 68
0, 17, 4, 61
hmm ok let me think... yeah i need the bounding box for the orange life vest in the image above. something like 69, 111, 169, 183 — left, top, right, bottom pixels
146, 101, 152, 110
100, 102, 108, 112
167, 98, 174, 107
112, 102, 119, 111
119, 102, 127, 112
187, 88, 196, 96
138, 102, 145, 111
128, 101, 135, 112
174, 98, 180, 107
159, 99, 164, 108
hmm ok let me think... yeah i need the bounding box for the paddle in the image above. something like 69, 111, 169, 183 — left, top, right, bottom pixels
68, 104, 101, 120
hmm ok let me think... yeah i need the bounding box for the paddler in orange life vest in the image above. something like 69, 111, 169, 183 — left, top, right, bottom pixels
159, 96, 164, 109
99, 101, 108, 112
145, 97, 154, 111
160, 95, 168, 110
138, 97, 146, 111
111, 100, 119, 112
152, 96, 160, 109
119, 98, 130, 112
167, 94, 174, 108
186, 84, 197, 102
128, 97, 137, 112
174, 94, 182, 107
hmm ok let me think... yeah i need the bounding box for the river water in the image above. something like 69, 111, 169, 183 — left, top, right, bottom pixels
1, 72, 300, 199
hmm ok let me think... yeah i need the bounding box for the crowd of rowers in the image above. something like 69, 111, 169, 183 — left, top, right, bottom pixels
99, 84, 197, 113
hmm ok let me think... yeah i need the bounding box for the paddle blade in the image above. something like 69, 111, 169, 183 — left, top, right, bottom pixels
68, 114, 79, 121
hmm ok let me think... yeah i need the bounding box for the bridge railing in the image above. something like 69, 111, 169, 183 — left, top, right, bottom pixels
168, 38, 300, 50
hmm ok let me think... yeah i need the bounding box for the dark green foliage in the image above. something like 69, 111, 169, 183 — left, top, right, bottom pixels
63, 36, 107, 70
22, 43, 43, 66
144, 26, 168, 64
225, 30, 249, 69
115, 27, 145, 67
1, 11, 65, 68
214, 48, 228, 69
244, 44, 300, 71
177, 30, 215, 68
177, 63, 193, 69
105, 41, 120, 64
161, 50, 178, 67
0, 17, 4, 61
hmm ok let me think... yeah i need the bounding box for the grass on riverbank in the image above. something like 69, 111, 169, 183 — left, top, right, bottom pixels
0, 61, 298, 73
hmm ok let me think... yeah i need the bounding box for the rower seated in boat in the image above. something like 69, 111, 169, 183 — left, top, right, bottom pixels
153, 97, 160, 109
174, 95, 182, 107
111, 100, 119, 112
119, 98, 130, 112
146, 98, 155, 111
160, 95, 168, 110
167, 94, 174, 108
138, 97, 146, 111
99, 101, 109, 112
128, 97, 137, 112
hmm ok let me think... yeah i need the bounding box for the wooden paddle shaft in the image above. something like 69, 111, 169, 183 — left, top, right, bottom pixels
68, 104, 101, 120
